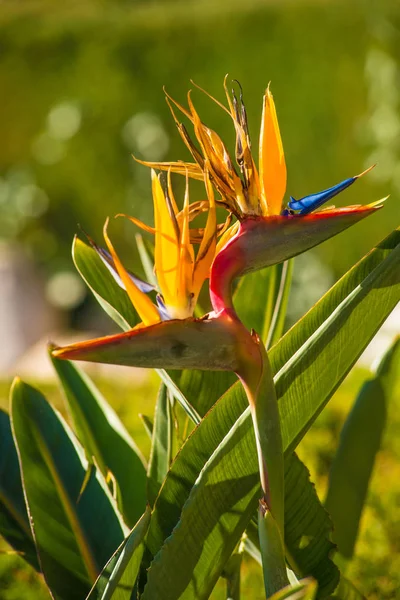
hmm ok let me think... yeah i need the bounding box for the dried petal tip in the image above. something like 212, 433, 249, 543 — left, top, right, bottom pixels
355, 164, 376, 179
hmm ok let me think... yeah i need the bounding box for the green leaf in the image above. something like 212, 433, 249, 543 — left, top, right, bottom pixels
268, 578, 318, 600
325, 338, 400, 559
145, 228, 400, 596
270, 229, 400, 376
50, 353, 147, 528
10, 378, 126, 600
142, 410, 260, 600
283, 454, 338, 596
155, 368, 201, 425
0, 409, 39, 570
274, 228, 400, 454
73, 236, 138, 331
147, 384, 173, 507
171, 369, 237, 417
86, 507, 151, 600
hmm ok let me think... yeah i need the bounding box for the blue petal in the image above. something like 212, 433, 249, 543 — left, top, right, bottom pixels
82, 230, 155, 294
288, 176, 356, 215
156, 294, 171, 321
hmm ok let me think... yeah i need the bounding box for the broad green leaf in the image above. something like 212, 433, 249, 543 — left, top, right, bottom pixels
50, 353, 147, 528
171, 369, 237, 417
270, 229, 400, 375
268, 578, 317, 600
142, 410, 260, 600
147, 384, 173, 506
10, 378, 126, 600
246, 454, 339, 597
145, 228, 400, 596
145, 384, 248, 559
73, 236, 138, 331
283, 454, 338, 596
274, 229, 400, 454
325, 338, 400, 559
0, 409, 39, 570
155, 369, 201, 425
86, 507, 151, 600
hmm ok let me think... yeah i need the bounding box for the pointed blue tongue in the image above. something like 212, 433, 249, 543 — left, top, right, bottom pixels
287, 165, 374, 215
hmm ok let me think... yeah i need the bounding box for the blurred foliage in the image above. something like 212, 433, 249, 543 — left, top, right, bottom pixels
1, 0, 400, 320
1, 359, 400, 599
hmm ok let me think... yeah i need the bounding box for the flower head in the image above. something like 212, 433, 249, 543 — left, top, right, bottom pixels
136, 77, 383, 222
136, 78, 385, 313
85, 168, 219, 326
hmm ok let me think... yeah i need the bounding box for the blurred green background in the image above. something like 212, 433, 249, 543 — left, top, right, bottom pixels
1, 0, 399, 598
1, 0, 399, 328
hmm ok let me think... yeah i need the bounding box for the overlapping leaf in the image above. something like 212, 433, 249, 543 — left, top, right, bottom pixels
0, 409, 39, 570
87, 507, 151, 600
73, 236, 138, 331
147, 384, 173, 507
50, 353, 147, 527
144, 228, 400, 598
325, 338, 400, 559
10, 379, 127, 599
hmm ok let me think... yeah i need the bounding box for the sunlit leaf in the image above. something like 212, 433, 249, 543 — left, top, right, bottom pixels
50, 353, 147, 528
86, 507, 151, 600
10, 379, 126, 599
145, 228, 400, 597
325, 338, 400, 559
0, 409, 39, 570
147, 384, 173, 507
73, 236, 138, 331
268, 578, 317, 600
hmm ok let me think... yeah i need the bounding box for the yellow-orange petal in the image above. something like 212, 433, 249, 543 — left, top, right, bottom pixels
103, 219, 160, 326
177, 173, 195, 313
152, 170, 180, 307
193, 170, 217, 297
215, 220, 240, 255
259, 86, 287, 216
133, 156, 204, 181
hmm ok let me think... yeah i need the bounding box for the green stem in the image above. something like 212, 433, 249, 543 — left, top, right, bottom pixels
236, 330, 288, 597
258, 504, 289, 598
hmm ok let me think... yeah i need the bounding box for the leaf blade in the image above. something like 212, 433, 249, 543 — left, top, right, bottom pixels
50, 353, 147, 527
10, 379, 126, 599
